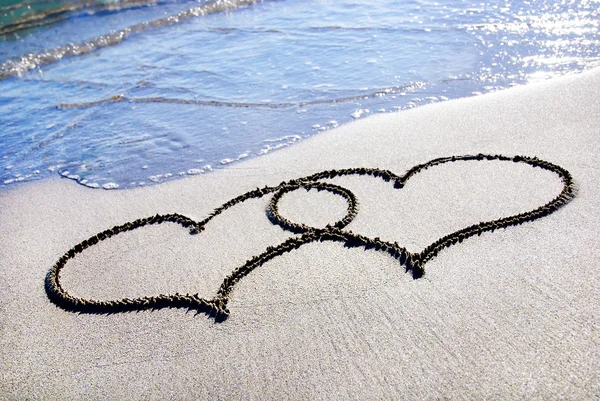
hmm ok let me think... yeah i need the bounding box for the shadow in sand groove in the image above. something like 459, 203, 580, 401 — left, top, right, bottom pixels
45, 154, 574, 321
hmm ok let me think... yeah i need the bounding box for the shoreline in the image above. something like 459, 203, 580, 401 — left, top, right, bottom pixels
1, 68, 599, 399
0, 67, 594, 194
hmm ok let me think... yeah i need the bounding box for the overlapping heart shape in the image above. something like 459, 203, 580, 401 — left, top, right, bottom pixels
45, 154, 574, 321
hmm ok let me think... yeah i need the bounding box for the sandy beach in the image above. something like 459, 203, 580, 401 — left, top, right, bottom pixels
1, 67, 599, 399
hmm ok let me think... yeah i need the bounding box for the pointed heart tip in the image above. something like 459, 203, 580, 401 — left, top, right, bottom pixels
46, 153, 574, 320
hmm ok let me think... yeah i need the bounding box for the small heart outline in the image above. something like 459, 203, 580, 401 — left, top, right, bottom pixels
45, 154, 574, 321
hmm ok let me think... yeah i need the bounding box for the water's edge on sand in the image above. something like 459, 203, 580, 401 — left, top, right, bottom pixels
1, 68, 599, 399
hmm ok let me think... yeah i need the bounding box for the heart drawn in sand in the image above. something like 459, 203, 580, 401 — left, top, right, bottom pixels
45, 154, 574, 321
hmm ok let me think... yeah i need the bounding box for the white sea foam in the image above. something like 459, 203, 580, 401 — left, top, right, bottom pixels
0, 0, 260, 80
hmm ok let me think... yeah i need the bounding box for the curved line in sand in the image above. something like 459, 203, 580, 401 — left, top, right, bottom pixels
44, 154, 575, 321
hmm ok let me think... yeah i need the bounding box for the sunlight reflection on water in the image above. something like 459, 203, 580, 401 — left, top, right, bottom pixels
0, 0, 598, 189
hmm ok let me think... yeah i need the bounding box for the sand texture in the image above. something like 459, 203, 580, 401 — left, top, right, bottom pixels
1, 68, 599, 400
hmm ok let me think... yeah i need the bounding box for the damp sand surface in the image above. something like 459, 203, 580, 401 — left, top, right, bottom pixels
1, 69, 599, 399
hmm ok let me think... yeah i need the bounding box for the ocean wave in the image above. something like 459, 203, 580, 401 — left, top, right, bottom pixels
0, 0, 178, 35
0, 0, 262, 80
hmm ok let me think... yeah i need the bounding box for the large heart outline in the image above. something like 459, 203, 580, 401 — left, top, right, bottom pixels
45, 154, 574, 321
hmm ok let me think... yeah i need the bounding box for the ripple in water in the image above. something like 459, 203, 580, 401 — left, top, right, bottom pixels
0, 0, 599, 189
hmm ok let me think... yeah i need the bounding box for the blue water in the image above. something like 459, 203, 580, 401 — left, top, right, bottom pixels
1, 0, 599, 189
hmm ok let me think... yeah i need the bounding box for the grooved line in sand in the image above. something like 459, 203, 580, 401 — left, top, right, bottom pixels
45, 154, 575, 321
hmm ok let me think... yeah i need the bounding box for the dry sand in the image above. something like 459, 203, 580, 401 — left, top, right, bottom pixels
1, 68, 599, 400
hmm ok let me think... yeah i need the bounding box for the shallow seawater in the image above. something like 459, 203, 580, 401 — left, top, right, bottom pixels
1, 0, 599, 189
